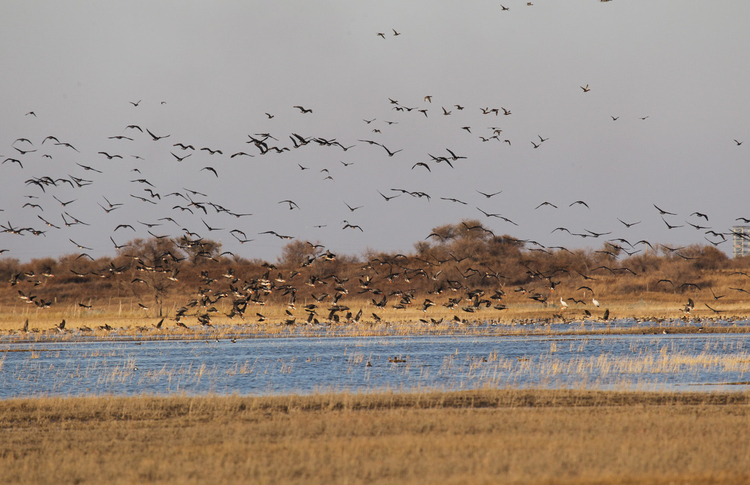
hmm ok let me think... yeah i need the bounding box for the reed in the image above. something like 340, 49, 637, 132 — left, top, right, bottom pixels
1, 389, 748, 484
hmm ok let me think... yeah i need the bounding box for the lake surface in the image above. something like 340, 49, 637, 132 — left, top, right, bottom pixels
2, 332, 749, 398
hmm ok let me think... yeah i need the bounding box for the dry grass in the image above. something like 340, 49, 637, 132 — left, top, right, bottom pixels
1, 296, 749, 342
1, 389, 749, 484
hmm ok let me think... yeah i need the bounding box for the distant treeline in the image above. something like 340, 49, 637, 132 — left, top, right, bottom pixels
0, 219, 746, 317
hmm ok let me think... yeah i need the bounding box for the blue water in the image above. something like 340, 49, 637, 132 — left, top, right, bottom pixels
1, 332, 749, 398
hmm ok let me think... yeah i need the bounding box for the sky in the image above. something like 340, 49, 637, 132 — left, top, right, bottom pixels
1, 1, 749, 264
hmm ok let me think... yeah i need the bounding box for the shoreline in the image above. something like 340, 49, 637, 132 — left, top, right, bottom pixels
1, 312, 750, 345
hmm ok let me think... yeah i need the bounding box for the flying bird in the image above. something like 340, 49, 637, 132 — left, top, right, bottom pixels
279, 199, 300, 210
653, 204, 676, 216
146, 128, 170, 141
200, 166, 219, 177
476, 190, 502, 198
171, 152, 192, 162
535, 201, 558, 209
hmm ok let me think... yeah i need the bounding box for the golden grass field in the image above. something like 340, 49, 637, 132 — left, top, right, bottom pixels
2, 295, 750, 340
1, 389, 749, 484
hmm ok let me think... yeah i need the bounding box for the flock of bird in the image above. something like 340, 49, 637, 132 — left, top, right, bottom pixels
2, 89, 749, 330
2, 0, 749, 331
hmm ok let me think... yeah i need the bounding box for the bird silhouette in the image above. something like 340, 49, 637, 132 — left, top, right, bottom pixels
146, 128, 170, 141
476, 190, 502, 198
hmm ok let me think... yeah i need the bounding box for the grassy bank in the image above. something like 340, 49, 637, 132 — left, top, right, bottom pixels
2, 297, 750, 340
1, 389, 749, 484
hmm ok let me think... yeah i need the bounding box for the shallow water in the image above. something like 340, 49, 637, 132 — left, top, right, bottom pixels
1, 332, 749, 398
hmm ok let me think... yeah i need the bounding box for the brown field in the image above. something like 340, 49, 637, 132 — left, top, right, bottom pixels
1, 389, 749, 484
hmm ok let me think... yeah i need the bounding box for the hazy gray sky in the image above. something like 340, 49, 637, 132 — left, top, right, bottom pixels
1, 1, 749, 263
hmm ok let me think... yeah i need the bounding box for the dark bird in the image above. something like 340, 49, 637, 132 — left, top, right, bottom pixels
535, 201, 558, 209
709, 287, 725, 300
54, 142, 79, 152
380, 144, 403, 157
131, 178, 155, 187
76, 163, 103, 173
37, 215, 60, 229
201, 166, 219, 177
13, 146, 36, 155
378, 190, 401, 202
345, 202, 363, 212
146, 128, 170, 141
476, 207, 503, 219
130, 194, 157, 204
342, 221, 364, 232
476, 190, 502, 198
653, 204, 676, 216
98, 152, 122, 160
440, 197, 467, 205
230, 151, 253, 158
69, 239, 93, 251
661, 216, 684, 230
110, 236, 129, 249
279, 199, 300, 210
171, 152, 192, 162
617, 218, 641, 228
293, 105, 313, 113
259, 230, 294, 240
704, 303, 724, 314
201, 219, 224, 232
53, 196, 76, 207
569, 200, 590, 208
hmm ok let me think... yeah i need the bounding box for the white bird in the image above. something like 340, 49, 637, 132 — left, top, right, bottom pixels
560, 297, 569, 310
592, 297, 600, 307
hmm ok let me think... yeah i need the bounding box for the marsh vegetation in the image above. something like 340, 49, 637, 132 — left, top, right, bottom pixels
1, 390, 749, 484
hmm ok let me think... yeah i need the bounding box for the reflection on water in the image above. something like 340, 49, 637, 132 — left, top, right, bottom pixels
1, 333, 749, 398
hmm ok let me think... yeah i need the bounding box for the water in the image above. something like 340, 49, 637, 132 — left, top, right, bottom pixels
1, 332, 749, 398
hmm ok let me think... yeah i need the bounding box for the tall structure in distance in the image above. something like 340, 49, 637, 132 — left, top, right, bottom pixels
732, 226, 750, 258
